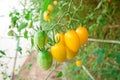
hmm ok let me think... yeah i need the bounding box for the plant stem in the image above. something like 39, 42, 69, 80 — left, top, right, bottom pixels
11, 35, 20, 80
45, 61, 57, 80
88, 38, 120, 44
82, 65, 95, 80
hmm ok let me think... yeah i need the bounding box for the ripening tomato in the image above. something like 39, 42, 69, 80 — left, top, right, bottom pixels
66, 47, 77, 59
64, 30, 80, 52
48, 4, 54, 11
37, 50, 53, 70
43, 10, 50, 21
34, 31, 47, 49
76, 26, 88, 45
51, 43, 66, 62
53, 0, 58, 5
76, 60, 82, 67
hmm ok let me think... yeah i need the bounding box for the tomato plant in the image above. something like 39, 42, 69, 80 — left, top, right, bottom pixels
6, 0, 120, 80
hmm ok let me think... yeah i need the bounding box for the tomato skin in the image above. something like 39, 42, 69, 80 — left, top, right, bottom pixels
37, 50, 53, 70
76, 27, 88, 45
55, 33, 65, 45
64, 30, 80, 52
34, 31, 47, 49
66, 47, 77, 59
51, 43, 66, 62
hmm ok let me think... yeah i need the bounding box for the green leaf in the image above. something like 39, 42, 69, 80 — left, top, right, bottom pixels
116, 53, 120, 64
7, 29, 14, 36
0, 50, 6, 57
56, 71, 63, 78
9, 12, 13, 17
31, 37, 34, 47
17, 46, 22, 54
18, 22, 28, 32
25, 11, 31, 20
42, 0, 50, 13
27, 62, 33, 70
11, 16, 19, 24
100, 48, 105, 53
73, 66, 80, 71
24, 30, 28, 39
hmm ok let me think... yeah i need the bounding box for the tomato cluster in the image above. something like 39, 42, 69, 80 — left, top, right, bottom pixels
34, 26, 88, 70
51, 26, 88, 62
34, 0, 88, 70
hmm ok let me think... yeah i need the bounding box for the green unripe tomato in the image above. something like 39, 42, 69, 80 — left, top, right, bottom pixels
34, 31, 48, 49
37, 50, 53, 70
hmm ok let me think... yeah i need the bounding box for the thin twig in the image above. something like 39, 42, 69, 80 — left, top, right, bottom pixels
11, 35, 20, 80
82, 65, 95, 80
88, 38, 120, 44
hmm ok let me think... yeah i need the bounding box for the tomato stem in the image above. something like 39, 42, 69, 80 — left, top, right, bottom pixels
45, 61, 58, 80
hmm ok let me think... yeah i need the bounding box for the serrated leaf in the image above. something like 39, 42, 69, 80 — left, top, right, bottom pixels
56, 71, 63, 78
11, 16, 19, 24
42, 0, 50, 13
24, 30, 28, 39
18, 22, 28, 32
25, 11, 31, 20
17, 46, 22, 54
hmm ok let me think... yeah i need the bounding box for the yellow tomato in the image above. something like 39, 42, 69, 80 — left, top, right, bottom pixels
51, 43, 66, 62
76, 26, 88, 45
55, 33, 65, 45
66, 47, 77, 59
64, 30, 80, 52
43, 10, 50, 21
53, 0, 58, 5
108, 0, 111, 3
48, 4, 54, 11
76, 60, 82, 67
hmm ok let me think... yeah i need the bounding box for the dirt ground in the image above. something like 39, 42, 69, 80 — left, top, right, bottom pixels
14, 51, 62, 80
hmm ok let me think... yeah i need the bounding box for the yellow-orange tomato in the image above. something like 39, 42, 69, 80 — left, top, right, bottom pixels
48, 4, 54, 11
43, 10, 50, 21
64, 30, 80, 52
108, 0, 111, 3
51, 43, 66, 62
55, 33, 65, 45
76, 26, 88, 45
76, 60, 82, 67
66, 47, 77, 59
53, 0, 58, 5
